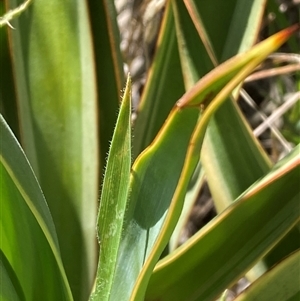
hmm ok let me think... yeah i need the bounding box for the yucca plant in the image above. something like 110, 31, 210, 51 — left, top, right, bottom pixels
1, 1, 299, 301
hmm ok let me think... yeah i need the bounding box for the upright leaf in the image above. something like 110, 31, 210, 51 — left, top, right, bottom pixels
90, 76, 132, 301
0, 114, 72, 300
7, 0, 98, 299
87, 0, 125, 173
133, 1, 185, 158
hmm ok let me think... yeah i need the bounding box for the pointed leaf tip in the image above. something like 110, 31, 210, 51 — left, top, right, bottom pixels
272, 23, 299, 43
123, 73, 132, 97
176, 25, 298, 108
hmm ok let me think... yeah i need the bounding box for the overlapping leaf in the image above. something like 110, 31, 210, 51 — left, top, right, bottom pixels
145, 145, 300, 301
183, 0, 271, 211
87, 0, 125, 172
103, 25, 298, 301
133, 1, 185, 158
0, 114, 72, 300
174, 0, 300, 272
6, 0, 99, 298
235, 249, 300, 301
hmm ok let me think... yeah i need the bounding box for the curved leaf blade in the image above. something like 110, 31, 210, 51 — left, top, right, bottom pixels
188, 0, 300, 271
169, 0, 264, 250
112, 28, 297, 301
0, 114, 72, 300
234, 250, 300, 301
0, 250, 25, 301
146, 146, 300, 301
114, 105, 200, 301
177, 25, 299, 108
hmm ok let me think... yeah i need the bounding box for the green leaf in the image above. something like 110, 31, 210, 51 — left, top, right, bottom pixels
87, 0, 125, 173
0, 250, 25, 301
90, 75, 132, 301
133, 1, 185, 158
172, 0, 270, 218
110, 27, 297, 301
145, 146, 300, 301
190, 0, 271, 211
7, 0, 99, 298
189, 0, 300, 273
235, 249, 300, 301
176, 25, 298, 108
169, 0, 246, 249
176, 2, 299, 275
115, 105, 200, 301
169, 164, 205, 251
0, 114, 72, 300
